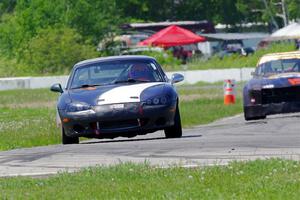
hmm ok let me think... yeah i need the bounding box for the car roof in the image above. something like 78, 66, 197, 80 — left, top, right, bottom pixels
258, 51, 300, 66
74, 55, 156, 69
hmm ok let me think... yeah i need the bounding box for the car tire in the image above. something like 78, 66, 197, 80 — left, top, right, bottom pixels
244, 107, 266, 121
62, 128, 79, 145
164, 105, 182, 138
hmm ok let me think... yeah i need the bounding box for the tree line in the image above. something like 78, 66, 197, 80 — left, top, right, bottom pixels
0, 0, 299, 75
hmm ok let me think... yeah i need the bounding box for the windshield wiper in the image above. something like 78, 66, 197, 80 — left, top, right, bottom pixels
113, 78, 150, 84
71, 84, 102, 89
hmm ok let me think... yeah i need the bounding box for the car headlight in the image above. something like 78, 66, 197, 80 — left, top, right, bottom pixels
67, 102, 93, 113
144, 96, 169, 106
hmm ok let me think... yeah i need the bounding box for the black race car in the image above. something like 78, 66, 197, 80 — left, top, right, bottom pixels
51, 56, 184, 144
243, 51, 300, 121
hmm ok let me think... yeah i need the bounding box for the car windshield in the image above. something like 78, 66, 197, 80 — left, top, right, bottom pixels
70, 60, 164, 89
256, 58, 300, 77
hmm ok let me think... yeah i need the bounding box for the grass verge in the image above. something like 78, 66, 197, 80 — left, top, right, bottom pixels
1, 159, 300, 199
0, 89, 59, 150
0, 83, 243, 151
178, 82, 243, 126
0, 107, 59, 150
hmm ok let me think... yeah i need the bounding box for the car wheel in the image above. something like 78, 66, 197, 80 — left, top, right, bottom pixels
62, 128, 79, 145
244, 107, 266, 121
164, 105, 182, 138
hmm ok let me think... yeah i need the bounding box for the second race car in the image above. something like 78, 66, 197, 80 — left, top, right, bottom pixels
243, 51, 300, 120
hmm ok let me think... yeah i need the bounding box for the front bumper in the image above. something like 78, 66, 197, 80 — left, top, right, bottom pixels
245, 101, 300, 118
59, 102, 177, 138
245, 86, 300, 118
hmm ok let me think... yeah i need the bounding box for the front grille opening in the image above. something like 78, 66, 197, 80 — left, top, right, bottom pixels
97, 119, 139, 130
155, 117, 166, 126
262, 86, 300, 104
89, 118, 150, 131
73, 124, 85, 133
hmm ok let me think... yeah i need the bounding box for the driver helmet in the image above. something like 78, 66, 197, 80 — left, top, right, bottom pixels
129, 63, 153, 81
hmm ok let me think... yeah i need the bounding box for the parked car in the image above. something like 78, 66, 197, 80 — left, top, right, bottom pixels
216, 40, 255, 57
243, 51, 300, 120
51, 56, 184, 144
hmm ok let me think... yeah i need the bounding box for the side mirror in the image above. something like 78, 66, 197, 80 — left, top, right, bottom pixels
171, 73, 184, 84
50, 83, 63, 93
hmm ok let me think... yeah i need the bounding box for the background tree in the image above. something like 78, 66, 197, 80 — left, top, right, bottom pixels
286, 0, 300, 20
0, 0, 16, 16
237, 0, 300, 29
0, 0, 300, 76
22, 26, 98, 74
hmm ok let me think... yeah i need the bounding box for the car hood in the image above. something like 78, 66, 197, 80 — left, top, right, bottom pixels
67, 82, 166, 106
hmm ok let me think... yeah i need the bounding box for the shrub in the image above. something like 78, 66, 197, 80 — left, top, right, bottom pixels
21, 26, 98, 75
0, 57, 19, 77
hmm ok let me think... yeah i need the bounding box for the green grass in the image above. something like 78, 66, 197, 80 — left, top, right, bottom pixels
1, 159, 300, 199
0, 107, 59, 150
0, 84, 243, 151
180, 98, 242, 127
0, 88, 58, 106
178, 82, 243, 126
0, 89, 60, 150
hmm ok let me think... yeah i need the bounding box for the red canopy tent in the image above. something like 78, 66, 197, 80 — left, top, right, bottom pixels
138, 25, 206, 47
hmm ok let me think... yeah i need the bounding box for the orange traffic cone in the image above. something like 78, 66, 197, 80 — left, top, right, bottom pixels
224, 79, 236, 105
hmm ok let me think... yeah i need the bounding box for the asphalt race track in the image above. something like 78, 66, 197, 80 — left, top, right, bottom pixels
0, 113, 299, 177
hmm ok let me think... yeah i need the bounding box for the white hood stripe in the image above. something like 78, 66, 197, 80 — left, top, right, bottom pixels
97, 82, 163, 105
